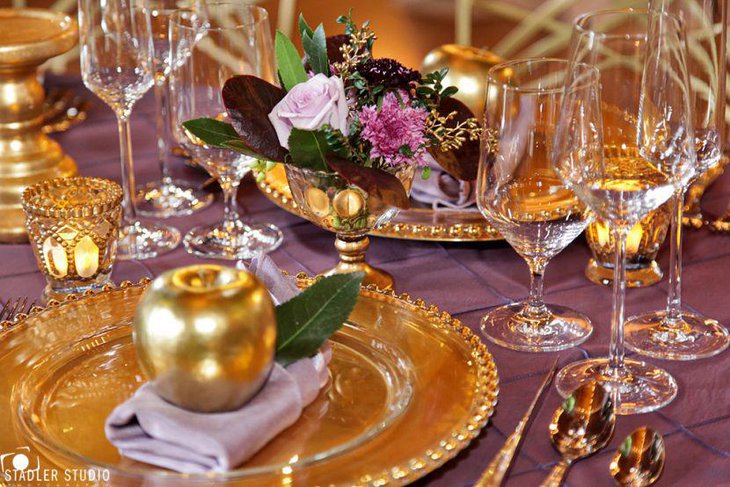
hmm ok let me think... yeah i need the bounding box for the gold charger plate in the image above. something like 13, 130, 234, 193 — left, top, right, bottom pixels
0, 280, 499, 486
259, 165, 503, 242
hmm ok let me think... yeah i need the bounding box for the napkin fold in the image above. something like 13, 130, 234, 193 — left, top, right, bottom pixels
410, 153, 476, 209
105, 255, 331, 473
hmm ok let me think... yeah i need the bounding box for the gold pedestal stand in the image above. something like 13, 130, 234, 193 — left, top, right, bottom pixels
328, 235, 394, 291
0, 9, 78, 243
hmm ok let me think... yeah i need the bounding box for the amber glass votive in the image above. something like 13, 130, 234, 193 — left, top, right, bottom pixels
22, 177, 123, 301
585, 202, 671, 288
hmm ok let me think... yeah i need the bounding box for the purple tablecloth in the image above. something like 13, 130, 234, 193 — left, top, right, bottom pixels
2, 76, 728, 486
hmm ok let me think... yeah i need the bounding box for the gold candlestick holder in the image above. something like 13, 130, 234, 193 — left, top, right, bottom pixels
0, 9, 78, 243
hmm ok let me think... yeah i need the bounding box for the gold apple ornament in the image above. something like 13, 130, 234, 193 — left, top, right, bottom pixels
134, 265, 277, 412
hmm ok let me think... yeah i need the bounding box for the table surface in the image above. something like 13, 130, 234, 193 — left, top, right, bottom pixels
2, 76, 729, 486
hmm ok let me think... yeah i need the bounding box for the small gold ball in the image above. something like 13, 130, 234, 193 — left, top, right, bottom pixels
333, 188, 365, 218
134, 265, 277, 412
304, 186, 330, 218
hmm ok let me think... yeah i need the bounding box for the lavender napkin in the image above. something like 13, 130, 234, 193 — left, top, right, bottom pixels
105, 255, 331, 473
411, 153, 476, 209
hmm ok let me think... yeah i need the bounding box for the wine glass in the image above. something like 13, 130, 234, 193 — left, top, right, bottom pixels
476, 58, 594, 353
625, 0, 729, 360
78, 0, 180, 260
134, 0, 214, 218
169, 4, 283, 260
553, 9, 695, 415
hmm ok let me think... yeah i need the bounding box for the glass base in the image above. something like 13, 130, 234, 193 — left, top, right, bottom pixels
43, 275, 111, 304
480, 302, 592, 353
556, 358, 677, 415
184, 220, 283, 260
136, 179, 213, 218
585, 258, 663, 288
117, 220, 181, 261
625, 311, 729, 360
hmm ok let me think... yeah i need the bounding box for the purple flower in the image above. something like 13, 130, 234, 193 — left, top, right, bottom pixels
359, 92, 429, 166
268, 74, 349, 149
358, 58, 421, 90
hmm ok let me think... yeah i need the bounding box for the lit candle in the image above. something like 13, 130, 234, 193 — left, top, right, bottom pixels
22, 177, 122, 301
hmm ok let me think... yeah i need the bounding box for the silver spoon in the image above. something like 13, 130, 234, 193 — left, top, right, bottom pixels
540, 381, 615, 486
610, 427, 665, 486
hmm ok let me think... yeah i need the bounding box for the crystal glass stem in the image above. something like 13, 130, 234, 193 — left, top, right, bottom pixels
524, 258, 549, 319
665, 190, 683, 323
221, 177, 242, 231
117, 114, 137, 226
608, 226, 628, 374
153, 77, 172, 183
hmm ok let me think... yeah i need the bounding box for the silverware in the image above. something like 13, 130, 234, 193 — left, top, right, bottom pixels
475, 358, 558, 487
540, 381, 615, 487
610, 427, 665, 487
0, 297, 36, 323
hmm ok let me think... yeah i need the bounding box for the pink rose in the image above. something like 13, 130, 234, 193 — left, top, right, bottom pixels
268, 74, 349, 149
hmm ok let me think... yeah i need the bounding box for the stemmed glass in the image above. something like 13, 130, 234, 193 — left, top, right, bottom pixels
625, 0, 729, 360
134, 0, 214, 218
554, 9, 695, 414
169, 4, 283, 260
78, 0, 180, 260
476, 58, 594, 353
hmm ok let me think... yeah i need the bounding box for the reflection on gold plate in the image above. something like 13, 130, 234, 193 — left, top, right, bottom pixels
1, 279, 498, 486
259, 165, 503, 242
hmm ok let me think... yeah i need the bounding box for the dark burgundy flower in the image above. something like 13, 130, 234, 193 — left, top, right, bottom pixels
357, 58, 421, 90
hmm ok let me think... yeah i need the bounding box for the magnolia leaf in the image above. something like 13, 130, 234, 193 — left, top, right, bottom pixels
326, 156, 411, 210
221, 139, 267, 160
298, 13, 314, 38
275, 31, 308, 91
302, 24, 330, 76
429, 96, 480, 181
326, 35, 351, 65
288, 128, 330, 171
275, 272, 364, 366
222, 75, 288, 162
181, 118, 240, 147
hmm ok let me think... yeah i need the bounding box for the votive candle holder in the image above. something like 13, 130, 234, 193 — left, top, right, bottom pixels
22, 177, 123, 301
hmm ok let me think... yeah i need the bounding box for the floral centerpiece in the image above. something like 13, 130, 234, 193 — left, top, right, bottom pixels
184, 12, 481, 288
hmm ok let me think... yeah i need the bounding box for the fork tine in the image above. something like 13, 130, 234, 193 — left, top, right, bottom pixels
9, 298, 25, 321
0, 300, 10, 322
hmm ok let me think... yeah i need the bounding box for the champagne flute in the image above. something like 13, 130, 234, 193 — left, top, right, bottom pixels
476, 58, 594, 353
169, 4, 283, 260
78, 0, 180, 260
134, 0, 214, 218
625, 0, 729, 361
554, 9, 695, 415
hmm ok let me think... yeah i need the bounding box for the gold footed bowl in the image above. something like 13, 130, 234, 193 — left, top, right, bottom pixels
0, 9, 79, 243
0, 279, 498, 486
284, 164, 416, 290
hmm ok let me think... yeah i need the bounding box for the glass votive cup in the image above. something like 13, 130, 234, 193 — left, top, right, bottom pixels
585, 202, 671, 288
22, 177, 123, 301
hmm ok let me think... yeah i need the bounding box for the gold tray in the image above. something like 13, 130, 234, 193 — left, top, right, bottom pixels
0, 280, 499, 486
258, 165, 503, 242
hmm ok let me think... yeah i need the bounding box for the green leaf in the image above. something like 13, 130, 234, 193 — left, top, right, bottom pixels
287, 128, 330, 171
275, 272, 364, 366
421, 166, 432, 180
221, 139, 268, 160
275, 31, 308, 91
298, 13, 313, 38
181, 118, 241, 147
302, 24, 330, 75
440, 86, 459, 98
